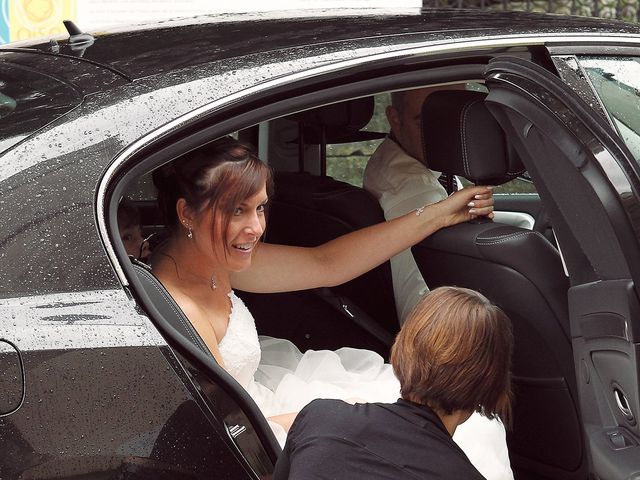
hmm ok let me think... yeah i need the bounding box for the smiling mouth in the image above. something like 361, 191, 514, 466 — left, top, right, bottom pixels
232, 241, 255, 253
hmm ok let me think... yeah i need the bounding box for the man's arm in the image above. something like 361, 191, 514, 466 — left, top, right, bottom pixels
379, 183, 448, 323
381, 178, 448, 221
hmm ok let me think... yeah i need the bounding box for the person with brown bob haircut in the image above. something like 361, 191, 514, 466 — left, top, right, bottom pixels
274, 286, 513, 480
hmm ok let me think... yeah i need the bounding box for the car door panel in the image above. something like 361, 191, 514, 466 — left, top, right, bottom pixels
485, 55, 640, 480
0, 346, 250, 479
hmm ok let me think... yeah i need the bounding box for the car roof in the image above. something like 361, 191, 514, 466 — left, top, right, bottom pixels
5, 8, 640, 81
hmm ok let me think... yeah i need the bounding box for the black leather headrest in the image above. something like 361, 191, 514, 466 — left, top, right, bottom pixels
272, 172, 384, 230
421, 90, 525, 184
288, 97, 385, 144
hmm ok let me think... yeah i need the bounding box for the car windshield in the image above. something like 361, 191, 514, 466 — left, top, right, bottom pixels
579, 56, 640, 162
0, 58, 82, 154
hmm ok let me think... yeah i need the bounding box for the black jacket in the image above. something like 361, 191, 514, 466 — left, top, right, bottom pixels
274, 398, 486, 479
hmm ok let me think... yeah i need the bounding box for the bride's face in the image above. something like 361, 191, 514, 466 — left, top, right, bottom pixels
208, 184, 268, 272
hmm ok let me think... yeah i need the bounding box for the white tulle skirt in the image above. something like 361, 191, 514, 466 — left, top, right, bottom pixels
248, 336, 513, 480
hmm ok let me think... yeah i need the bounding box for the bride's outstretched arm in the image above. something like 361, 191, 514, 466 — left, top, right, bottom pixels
232, 185, 492, 293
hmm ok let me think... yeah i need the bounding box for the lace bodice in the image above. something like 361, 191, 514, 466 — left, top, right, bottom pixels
218, 291, 261, 389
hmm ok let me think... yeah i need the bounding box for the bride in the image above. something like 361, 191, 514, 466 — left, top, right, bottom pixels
150, 137, 511, 479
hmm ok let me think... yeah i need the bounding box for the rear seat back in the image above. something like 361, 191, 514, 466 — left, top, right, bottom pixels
266, 171, 398, 334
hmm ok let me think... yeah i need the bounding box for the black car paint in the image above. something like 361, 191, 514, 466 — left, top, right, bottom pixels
0, 290, 254, 479
15, 9, 640, 80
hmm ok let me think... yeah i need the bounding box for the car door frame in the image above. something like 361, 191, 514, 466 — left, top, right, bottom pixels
99, 62, 494, 463
484, 53, 640, 480
96, 36, 640, 478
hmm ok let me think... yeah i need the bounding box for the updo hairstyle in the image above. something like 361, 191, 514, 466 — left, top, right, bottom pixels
153, 136, 273, 254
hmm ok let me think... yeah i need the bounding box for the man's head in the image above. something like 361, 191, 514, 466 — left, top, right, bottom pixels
386, 84, 466, 163
390, 286, 513, 424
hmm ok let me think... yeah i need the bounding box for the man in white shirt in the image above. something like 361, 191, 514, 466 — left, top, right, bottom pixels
364, 85, 464, 323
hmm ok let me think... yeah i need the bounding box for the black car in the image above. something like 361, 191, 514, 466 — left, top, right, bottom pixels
1, 8, 640, 479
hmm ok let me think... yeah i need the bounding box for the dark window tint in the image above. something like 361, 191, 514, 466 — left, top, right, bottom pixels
0, 60, 81, 153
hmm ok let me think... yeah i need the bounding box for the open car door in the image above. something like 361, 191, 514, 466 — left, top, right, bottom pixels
485, 56, 640, 480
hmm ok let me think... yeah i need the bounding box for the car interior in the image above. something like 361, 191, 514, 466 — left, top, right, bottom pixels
111, 74, 588, 480
413, 89, 580, 475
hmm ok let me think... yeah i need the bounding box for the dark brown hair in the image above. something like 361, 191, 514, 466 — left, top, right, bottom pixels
153, 136, 273, 256
391, 286, 513, 424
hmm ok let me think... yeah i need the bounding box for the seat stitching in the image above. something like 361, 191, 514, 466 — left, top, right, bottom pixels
476, 231, 538, 243
136, 267, 204, 349
460, 99, 482, 178
420, 113, 427, 167
477, 231, 535, 240
475, 230, 547, 245
137, 268, 196, 341
460, 103, 469, 177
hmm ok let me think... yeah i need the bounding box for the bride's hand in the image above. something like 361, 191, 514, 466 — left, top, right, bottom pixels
433, 185, 494, 228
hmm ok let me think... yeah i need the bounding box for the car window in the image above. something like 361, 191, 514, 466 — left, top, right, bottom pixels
0, 59, 82, 154
495, 178, 537, 194
459, 176, 537, 194
578, 56, 640, 162
326, 93, 388, 187
327, 90, 536, 195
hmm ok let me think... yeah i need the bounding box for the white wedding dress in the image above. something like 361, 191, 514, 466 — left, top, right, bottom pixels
219, 291, 514, 480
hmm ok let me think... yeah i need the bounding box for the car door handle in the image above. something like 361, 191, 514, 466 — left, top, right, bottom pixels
0, 339, 25, 416
613, 386, 635, 424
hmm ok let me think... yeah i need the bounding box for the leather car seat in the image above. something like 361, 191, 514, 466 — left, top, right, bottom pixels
412, 90, 583, 474
267, 170, 398, 333
274, 98, 396, 330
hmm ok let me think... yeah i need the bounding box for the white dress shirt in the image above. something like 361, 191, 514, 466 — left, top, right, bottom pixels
363, 137, 447, 324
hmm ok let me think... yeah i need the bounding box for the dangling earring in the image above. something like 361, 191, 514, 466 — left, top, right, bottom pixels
187, 225, 193, 239
210, 273, 217, 290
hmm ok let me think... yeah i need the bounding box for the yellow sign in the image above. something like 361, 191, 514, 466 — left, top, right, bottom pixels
10, 0, 77, 41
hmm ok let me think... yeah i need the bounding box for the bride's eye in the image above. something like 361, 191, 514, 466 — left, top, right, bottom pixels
233, 207, 243, 216
257, 202, 267, 214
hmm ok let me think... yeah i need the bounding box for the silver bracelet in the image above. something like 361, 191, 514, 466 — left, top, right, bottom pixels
415, 205, 426, 216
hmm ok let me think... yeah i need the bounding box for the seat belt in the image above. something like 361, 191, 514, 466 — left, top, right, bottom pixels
439, 173, 458, 195
312, 287, 395, 347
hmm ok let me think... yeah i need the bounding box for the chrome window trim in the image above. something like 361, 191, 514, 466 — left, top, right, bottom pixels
96, 32, 640, 286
